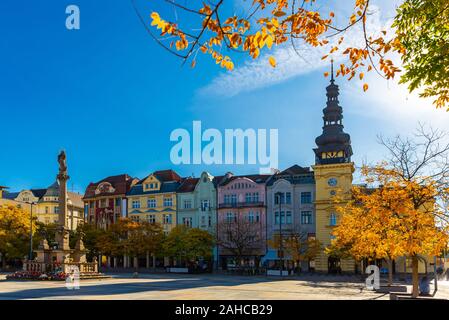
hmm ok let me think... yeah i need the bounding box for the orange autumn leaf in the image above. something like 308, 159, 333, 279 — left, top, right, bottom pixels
363, 83, 369, 91
269, 56, 276, 68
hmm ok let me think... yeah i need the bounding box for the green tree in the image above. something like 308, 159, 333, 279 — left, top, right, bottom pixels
162, 226, 214, 266
394, 0, 449, 109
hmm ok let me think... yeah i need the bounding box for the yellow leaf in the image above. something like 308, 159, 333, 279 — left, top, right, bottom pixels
274, 11, 286, 17
359, 73, 364, 80
269, 56, 276, 68
363, 83, 369, 92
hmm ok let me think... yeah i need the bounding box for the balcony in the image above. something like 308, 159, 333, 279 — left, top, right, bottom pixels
218, 201, 265, 209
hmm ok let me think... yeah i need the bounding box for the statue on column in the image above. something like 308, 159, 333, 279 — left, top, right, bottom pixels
55, 150, 71, 256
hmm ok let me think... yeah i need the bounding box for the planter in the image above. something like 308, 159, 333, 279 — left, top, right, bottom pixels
267, 270, 289, 276
167, 267, 189, 273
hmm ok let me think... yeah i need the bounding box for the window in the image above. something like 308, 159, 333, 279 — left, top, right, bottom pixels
183, 217, 192, 227
253, 192, 259, 203
224, 195, 230, 204
132, 200, 140, 209
184, 200, 192, 209
115, 198, 121, 206
231, 194, 237, 204
201, 216, 206, 226
301, 192, 312, 204
329, 213, 337, 226
274, 192, 288, 204
274, 211, 291, 224
54, 207, 59, 214
163, 197, 173, 207
100, 199, 107, 208
208, 215, 212, 227
285, 192, 291, 204
45, 206, 49, 214
131, 215, 140, 222
301, 211, 313, 224
226, 212, 235, 223
147, 214, 156, 224
248, 211, 254, 222
201, 200, 210, 211
163, 214, 172, 224
286, 211, 292, 224
147, 198, 156, 208
245, 193, 252, 203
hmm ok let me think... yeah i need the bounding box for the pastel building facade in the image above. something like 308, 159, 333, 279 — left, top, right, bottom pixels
83, 174, 137, 229
176, 171, 217, 232
1, 183, 83, 231
216, 173, 270, 269
265, 165, 316, 271
126, 170, 181, 234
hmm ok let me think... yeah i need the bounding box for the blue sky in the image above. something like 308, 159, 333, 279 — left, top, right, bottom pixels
1, 0, 448, 194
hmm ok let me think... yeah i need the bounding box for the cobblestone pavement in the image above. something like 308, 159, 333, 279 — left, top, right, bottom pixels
0, 273, 448, 300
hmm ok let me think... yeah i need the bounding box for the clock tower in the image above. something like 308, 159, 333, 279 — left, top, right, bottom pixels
312, 61, 355, 273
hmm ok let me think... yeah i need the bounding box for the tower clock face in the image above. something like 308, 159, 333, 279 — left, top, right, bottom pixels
328, 178, 338, 187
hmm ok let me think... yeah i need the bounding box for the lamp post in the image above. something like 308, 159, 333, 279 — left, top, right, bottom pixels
275, 192, 283, 277
28, 202, 35, 261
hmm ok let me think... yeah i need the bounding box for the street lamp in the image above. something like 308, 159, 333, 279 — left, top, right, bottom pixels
275, 192, 284, 277
27, 201, 36, 261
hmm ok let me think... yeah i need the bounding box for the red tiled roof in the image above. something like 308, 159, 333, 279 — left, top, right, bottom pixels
83, 174, 136, 200
153, 170, 181, 182
177, 178, 199, 193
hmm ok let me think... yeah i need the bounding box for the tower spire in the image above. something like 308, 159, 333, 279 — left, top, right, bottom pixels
313, 68, 353, 165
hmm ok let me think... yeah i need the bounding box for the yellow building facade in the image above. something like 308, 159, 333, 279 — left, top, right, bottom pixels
1, 183, 83, 231
312, 71, 356, 273
127, 170, 181, 234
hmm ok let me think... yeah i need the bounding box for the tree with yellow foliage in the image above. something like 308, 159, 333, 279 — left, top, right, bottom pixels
133, 0, 449, 109
0, 205, 36, 269
332, 125, 449, 297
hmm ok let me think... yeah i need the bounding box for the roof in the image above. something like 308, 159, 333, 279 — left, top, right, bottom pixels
218, 174, 272, 187
153, 170, 181, 182
30, 189, 47, 198
279, 165, 311, 175
68, 192, 84, 208
2, 191, 19, 199
83, 174, 137, 199
267, 164, 315, 186
43, 181, 60, 197
127, 181, 181, 196
177, 178, 199, 193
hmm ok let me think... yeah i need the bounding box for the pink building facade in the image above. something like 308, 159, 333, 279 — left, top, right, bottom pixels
216, 173, 271, 270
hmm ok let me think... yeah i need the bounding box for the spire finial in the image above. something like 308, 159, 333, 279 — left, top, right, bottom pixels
330, 59, 335, 82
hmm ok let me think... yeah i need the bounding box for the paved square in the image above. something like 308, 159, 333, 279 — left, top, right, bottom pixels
1, 273, 448, 300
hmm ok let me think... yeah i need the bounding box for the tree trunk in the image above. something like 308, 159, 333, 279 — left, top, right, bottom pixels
1, 252, 5, 270
411, 255, 419, 298
146, 251, 150, 269
134, 256, 138, 271
387, 259, 393, 286
152, 255, 156, 269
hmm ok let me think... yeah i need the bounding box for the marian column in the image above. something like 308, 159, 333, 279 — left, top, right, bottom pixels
56, 150, 71, 252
